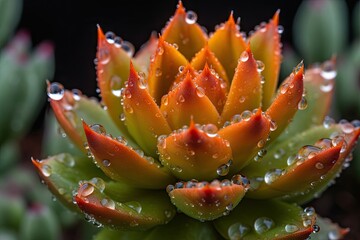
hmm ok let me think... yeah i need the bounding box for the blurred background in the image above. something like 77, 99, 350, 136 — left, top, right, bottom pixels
0, 0, 359, 239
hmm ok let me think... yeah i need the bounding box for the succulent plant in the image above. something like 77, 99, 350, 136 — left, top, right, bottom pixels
33, 2, 360, 239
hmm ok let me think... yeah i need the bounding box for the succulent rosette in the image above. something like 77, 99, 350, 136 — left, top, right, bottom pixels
33, 2, 360, 239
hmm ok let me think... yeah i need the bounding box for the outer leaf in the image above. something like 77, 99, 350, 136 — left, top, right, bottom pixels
160, 73, 220, 130
0, 0, 22, 46
75, 181, 176, 230
32, 153, 107, 211
249, 11, 281, 109
208, 13, 247, 81
214, 199, 316, 240
220, 46, 262, 124
83, 122, 175, 189
133, 32, 158, 72
162, 1, 207, 60
123, 63, 172, 157
218, 109, 271, 173
96, 26, 140, 133
147, 37, 188, 103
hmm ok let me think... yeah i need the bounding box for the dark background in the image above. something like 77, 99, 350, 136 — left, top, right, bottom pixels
15, 0, 360, 239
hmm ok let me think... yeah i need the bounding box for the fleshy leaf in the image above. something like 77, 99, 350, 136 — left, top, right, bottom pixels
193, 64, 227, 113
168, 178, 248, 221
50, 89, 134, 152
218, 109, 271, 173
162, 1, 207, 60
278, 59, 335, 141
249, 11, 281, 109
96, 26, 140, 132
75, 181, 176, 230
160, 73, 220, 130
94, 214, 220, 240
83, 122, 175, 189
133, 32, 158, 72
147, 37, 188, 103
190, 44, 229, 84
208, 13, 247, 81
123, 63, 172, 157
214, 199, 316, 240
171, 63, 197, 87
157, 121, 232, 180
32, 153, 107, 211
220, 46, 262, 123
265, 64, 304, 143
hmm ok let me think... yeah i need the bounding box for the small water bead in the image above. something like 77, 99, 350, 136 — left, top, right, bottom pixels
280, 83, 289, 94
323, 116, 335, 128
285, 224, 299, 233
155, 68, 162, 77
124, 104, 134, 114
126, 201, 142, 214
298, 96, 308, 110
101, 198, 116, 210
298, 145, 321, 159
217, 163, 230, 176
110, 75, 122, 97
287, 154, 299, 166
315, 162, 324, 170
157, 46, 164, 55
41, 164, 52, 177
303, 206, 315, 217
172, 43, 179, 50
256, 60, 265, 72
102, 159, 111, 167
315, 138, 332, 149
178, 94, 185, 103
79, 183, 95, 197
328, 230, 341, 240
273, 148, 285, 159
312, 224, 320, 233
277, 25, 284, 34
185, 10, 197, 24
320, 82, 333, 92
293, 60, 304, 74
57, 154, 75, 167
161, 95, 169, 106
166, 184, 174, 193
257, 149, 267, 157
105, 31, 116, 44
119, 113, 126, 121
241, 110, 252, 121
270, 120, 277, 131
121, 41, 135, 57
72, 89, 82, 101
228, 223, 250, 240
320, 61, 337, 80
98, 48, 110, 64
254, 217, 275, 234
264, 169, 284, 184
90, 124, 106, 135
203, 123, 218, 137
239, 96, 245, 103
114, 36, 123, 48
178, 65, 185, 73
351, 119, 360, 128
196, 86, 205, 97
257, 139, 266, 148
90, 177, 106, 192
47, 82, 65, 100
340, 120, 355, 134
239, 51, 249, 62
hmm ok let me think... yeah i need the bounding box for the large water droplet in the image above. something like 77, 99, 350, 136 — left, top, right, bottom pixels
185, 11, 197, 24
126, 201, 142, 214
47, 82, 65, 100
102, 159, 111, 167
285, 224, 299, 233
121, 41, 135, 57
239, 51, 249, 62
90, 177, 106, 192
298, 97, 308, 110
90, 124, 106, 135
41, 164, 52, 177
110, 75, 122, 97
228, 223, 250, 240
105, 31, 116, 44
101, 198, 115, 209
203, 124, 218, 137
256, 60, 265, 72
264, 169, 283, 184
217, 163, 230, 176
79, 183, 94, 197
254, 217, 275, 234
320, 61, 337, 80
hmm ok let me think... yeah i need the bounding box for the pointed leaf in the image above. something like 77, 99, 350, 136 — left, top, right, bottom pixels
96, 26, 140, 132
123, 63, 172, 157
32, 153, 107, 211
214, 199, 316, 240
50, 89, 135, 152
190, 45, 229, 84
168, 178, 249, 221
171, 63, 197, 87
221, 47, 262, 123
249, 11, 281, 109
147, 37, 188, 103
218, 109, 271, 173
265, 64, 304, 143
133, 32, 158, 72
83, 122, 175, 189
157, 121, 232, 180
160, 73, 220, 130
193, 64, 227, 113
162, 2, 207, 60
75, 181, 176, 230
208, 13, 247, 80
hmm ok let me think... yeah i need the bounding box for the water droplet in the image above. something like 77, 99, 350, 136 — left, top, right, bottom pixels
101, 198, 115, 209
57, 154, 75, 167
41, 164, 52, 177
277, 25, 284, 34
110, 75, 122, 97
72, 89, 82, 101
228, 223, 250, 240
293, 60, 304, 74
157, 46, 164, 55
264, 169, 283, 184
102, 159, 111, 167
79, 183, 94, 197
90, 124, 106, 135
315, 162, 324, 169
172, 43, 178, 50
328, 230, 341, 240
105, 31, 116, 44
239, 96, 245, 103
304, 206, 315, 217
270, 120, 277, 131
240, 110, 252, 121
178, 65, 185, 73
256, 60, 265, 72
298, 97, 308, 110
114, 36, 122, 48
298, 145, 321, 159
203, 124, 218, 137
166, 184, 174, 193
340, 121, 355, 134
315, 138, 332, 149
254, 217, 275, 234
98, 48, 110, 64
126, 201, 142, 214
320, 82, 333, 92
121, 41, 135, 57
90, 177, 106, 192
280, 83, 289, 94
185, 10, 197, 24
47, 82, 65, 100
161, 95, 169, 106
274, 148, 285, 159
320, 61, 337, 80
323, 116, 335, 128
217, 164, 230, 176
257, 139, 266, 148
124, 104, 133, 113
196, 86, 205, 97
285, 224, 299, 233
155, 68, 162, 77
287, 154, 299, 166
239, 51, 249, 62
178, 94, 185, 103
312, 224, 320, 233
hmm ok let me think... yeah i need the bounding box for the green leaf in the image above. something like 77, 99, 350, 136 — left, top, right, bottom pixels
0, 0, 22, 47
0, 140, 19, 174
293, 0, 348, 63
214, 199, 315, 240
